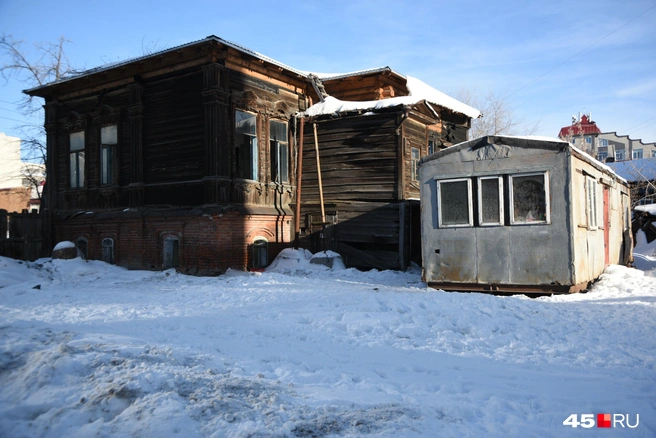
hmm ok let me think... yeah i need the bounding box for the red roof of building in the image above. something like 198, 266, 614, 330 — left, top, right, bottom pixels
558, 114, 602, 138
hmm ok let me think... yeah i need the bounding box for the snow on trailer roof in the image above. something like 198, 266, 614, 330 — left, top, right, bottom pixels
421, 135, 627, 184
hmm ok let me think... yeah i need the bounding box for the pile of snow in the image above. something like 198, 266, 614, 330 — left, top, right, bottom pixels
1, 252, 655, 436
266, 248, 346, 274
634, 229, 656, 271
53, 241, 76, 251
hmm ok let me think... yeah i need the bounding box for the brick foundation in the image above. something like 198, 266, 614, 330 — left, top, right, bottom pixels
52, 210, 293, 275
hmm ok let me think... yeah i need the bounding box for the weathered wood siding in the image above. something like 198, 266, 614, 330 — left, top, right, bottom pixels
301, 113, 400, 202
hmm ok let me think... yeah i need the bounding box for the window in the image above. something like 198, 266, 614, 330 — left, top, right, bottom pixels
632, 149, 643, 159
235, 110, 258, 180
478, 177, 504, 226
600, 139, 608, 147
586, 177, 598, 229
437, 178, 473, 227
509, 172, 549, 224
163, 237, 179, 269
76, 237, 88, 260
269, 120, 289, 183
652, 151, 656, 158
597, 152, 608, 162
428, 140, 435, 155
101, 125, 117, 185
69, 131, 85, 188
615, 150, 625, 161
585, 136, 592, 144
102, 238, 115, 264
253, 238, 268, 269
411, 147, 420, 181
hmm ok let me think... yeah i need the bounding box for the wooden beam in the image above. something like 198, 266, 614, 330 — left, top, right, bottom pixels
313, 123, 326, 223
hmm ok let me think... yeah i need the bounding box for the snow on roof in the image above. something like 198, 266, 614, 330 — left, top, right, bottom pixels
405, 76, 480, 119
310, 67, 404, 81
607, 158, 656, 182
303, 76, 480, 119
635, 204, 656, 215
569, 144, 626, 184
25, 35, 307, 94
302, 95, 429, 118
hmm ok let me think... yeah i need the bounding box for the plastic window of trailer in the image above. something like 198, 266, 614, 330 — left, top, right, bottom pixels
586, 177, 598, 230
436, 178, 473, 227
509, 172, 550, 225
478, 176, 504, 226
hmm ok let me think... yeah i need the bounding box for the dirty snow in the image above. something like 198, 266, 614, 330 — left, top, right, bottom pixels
0, 248, 655, 437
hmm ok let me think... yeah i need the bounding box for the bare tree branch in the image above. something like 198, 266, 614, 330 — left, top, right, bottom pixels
451, 88, 541, 139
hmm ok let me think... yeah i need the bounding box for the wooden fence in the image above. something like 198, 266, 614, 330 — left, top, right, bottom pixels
0, 210, 45, 261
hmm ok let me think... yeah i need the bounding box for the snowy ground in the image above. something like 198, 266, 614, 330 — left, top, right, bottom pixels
1, 245, 655, 437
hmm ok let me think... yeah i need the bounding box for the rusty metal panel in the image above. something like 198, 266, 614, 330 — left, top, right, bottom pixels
475, 227, 510, 284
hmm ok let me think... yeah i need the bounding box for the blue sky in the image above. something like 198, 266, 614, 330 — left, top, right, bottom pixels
1, 0, 655, 144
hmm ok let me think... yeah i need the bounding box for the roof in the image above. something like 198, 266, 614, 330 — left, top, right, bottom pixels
303, 75, 480, 119
558, 114, 602, 138
607, 158, 656, 182
24, 36, 479, 119
25, 35, 308, 94
421, 135, 626, 183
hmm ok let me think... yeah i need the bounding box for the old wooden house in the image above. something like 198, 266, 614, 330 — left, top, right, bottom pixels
419, 135, 633, 293
298, 70, 480, 270
25, 36, 478, 273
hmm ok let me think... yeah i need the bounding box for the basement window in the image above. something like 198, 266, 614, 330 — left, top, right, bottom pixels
102, 238, 115, 264
270, 120, 289, 183
235, 110, 258, 181
437, 178, 473, 227
509, 172, 550, 224
163, 237, 179, 269
478, 176, 504, 226
76, 237, 88, 260
253, 238, 268, 269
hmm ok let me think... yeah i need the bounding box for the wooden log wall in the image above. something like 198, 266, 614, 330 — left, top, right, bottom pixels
301, 113, 401, 203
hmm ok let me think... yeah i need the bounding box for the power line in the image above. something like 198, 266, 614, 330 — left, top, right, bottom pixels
505, 3, 656, 100
625, 116, 656, 133
0, 115, 38, 125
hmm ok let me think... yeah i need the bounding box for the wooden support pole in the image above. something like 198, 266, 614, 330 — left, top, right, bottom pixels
294, 117, 305, 244
313, 122, 326, 223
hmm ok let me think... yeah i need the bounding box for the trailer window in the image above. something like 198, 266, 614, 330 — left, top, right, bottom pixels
509, 172, 549, 224
586, 177, 598, 229
437, 178, 473, 227
478, 176, 504, 226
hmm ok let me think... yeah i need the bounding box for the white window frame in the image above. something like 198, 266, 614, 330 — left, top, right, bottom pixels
600, 139, 609, 147
509, 172, 550, 225
477, 176, 504, 226
586, 176, 598, 230
235, 110, 258, 181
69, 131, 85, 189
411, 147, 420, 181
615, 150, 625, 161
436, 178, 473, 228
632, 149, 643, 159
100, 125, 117, 186
269, 120, 289, 183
